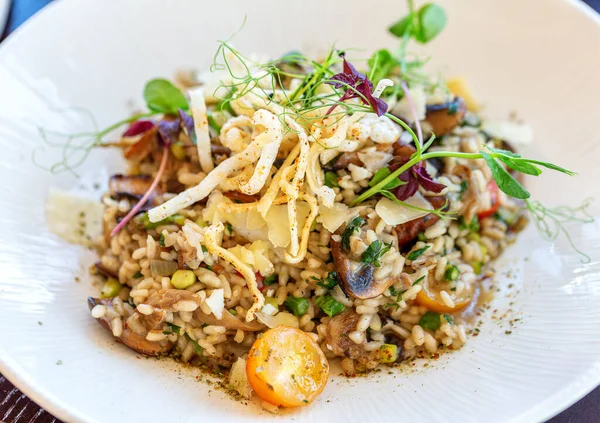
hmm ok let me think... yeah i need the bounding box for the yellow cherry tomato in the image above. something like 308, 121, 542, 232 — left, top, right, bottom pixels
246, 325, 329, 407
415, 282, 474, 313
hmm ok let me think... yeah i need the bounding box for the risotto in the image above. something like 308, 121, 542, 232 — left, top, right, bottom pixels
80, 3, 578, 410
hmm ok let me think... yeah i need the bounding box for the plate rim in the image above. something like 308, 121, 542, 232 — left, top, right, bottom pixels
0, 0, 599, 422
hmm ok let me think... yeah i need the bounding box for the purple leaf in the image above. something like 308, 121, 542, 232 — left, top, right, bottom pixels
326, 57, 389, 117
123, 120, 154, 137
156, 119, 180, 146
388, 157, 446, 201
178, 109, 197, 144
414, 166, 446, 193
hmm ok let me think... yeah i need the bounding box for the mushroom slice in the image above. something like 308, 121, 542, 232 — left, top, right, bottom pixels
194, 309, 265, 332
88, 297, 172, 356
325, 310, 379, 370
109, 174, 162, 205
145, 289, 201, 311
331, 237, 396, 300
424, 96, 467, 136
323, 152, 363, 170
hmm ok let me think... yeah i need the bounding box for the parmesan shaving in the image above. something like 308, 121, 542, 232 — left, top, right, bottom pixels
188, 87, 213, 173
203, 222, 264, 322
148, 109, 278, 223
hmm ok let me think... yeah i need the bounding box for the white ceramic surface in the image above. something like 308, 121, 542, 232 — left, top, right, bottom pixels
0, 0, 599, 422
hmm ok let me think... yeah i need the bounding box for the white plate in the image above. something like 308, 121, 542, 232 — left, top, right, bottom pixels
1, 0, 599, 422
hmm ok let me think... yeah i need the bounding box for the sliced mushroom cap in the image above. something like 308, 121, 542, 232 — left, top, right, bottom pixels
325, 310, 379, 370
194, 309, 265, 332
210, 144, 232, 156
94, 261, 118, 279
223, 191, 259, 203
395, 195, 448, 249
331, 237, 396, 300
323, 152, 363, 171
88, 297, 172, 356
145, 289, 201, 311
424, 96, 467, 137
109, 174, 162, 204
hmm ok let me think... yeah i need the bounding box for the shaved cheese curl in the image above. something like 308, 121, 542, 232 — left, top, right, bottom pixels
203, 222, 264, 322
284, 193, 319, 264
147, 111, 276, 223
189, 87, 214, 173
306, 142, 335, 207
240, 110, 283, 194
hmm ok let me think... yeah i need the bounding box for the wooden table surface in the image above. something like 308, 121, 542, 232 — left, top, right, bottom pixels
1, 1, 600, 422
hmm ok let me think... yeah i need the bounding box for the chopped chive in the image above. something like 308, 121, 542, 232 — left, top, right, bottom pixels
284, 296, 309, 316
315, 295, 346, 317
419, 311, 441, 331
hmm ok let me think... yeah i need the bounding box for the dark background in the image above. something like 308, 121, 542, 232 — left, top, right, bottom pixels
1, 0, 599, 422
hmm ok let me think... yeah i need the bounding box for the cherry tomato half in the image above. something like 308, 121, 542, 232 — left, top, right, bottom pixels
477, 180, 500, 220
246, 326, 329, 407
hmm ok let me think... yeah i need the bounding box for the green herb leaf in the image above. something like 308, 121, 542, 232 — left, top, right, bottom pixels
163, 322, 181, 335
369, 168, 405, 190
459, 215, 480, 232
389, 3, 447, 44
414, 3, 448, 44
263, 274, 278, 286
341, 217, 365, 252
315, 272, 339, 291
159, 233, 166, 247
361, 240, 392, 267
324, 171, 339, 188
284, 296, 309, 316
480, 151, 530, 199
143, 78, 189, 115
185, 334, 204, 356
315, 295, 346, 317
132, 271, 143, 279
225, 222, 233, 235
368, 49, 398, 84
498, 157, 542, 176
419, 311, 441, 331
388, 13, 414, 38
443, 314, 454, 324
407, 245, 430, 261
412, 275, 426, 286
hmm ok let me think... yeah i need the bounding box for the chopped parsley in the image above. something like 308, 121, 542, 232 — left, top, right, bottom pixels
225, 222, 233, 235
459, 215, 480, 232
159, 233, 166, 247
340, 216, 365, 252
324, 171, 339, 188
163, 322, 182, 335
314, 272, 339, 291
133, 271, 143, 279
360, 240, 392, 267
412, 275, 426, 286
407, 245, 430, 261
443, 314, 455, 325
